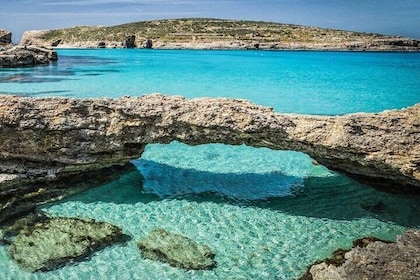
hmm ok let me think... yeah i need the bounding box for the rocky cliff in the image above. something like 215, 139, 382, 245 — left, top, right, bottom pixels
19, 18, 419, 51
0, 29, 58, 67
0, 94, 418, 188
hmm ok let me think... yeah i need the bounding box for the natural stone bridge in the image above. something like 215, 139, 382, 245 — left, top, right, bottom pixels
0, 94, 419, 221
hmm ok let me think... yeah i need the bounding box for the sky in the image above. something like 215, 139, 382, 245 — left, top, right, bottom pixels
1, 0, 419, 43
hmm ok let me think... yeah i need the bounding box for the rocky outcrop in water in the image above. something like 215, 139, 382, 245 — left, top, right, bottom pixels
137, 228, 216, 270
0, 45, 58, 67
7, 217, 124, 272
302, 230, 420, 280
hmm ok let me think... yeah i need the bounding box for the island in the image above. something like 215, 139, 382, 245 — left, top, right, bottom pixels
17, 18, 419, 51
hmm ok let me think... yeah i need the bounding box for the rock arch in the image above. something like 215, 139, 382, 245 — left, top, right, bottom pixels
0, 94, 419, 191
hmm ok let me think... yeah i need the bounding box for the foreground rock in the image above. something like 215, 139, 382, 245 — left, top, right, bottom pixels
0, 45, 58, 67
137, 228, 216, 270
7, 217, 124, 272
303, 230, 420, 280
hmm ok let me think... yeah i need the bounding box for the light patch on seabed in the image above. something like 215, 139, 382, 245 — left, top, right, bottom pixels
135, 142, 319, 200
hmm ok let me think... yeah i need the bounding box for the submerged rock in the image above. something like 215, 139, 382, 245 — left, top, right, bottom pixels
301, 230, 420, 280
137, 228, 216, 270
8, 217, 123, 272
1, 211, 49, 245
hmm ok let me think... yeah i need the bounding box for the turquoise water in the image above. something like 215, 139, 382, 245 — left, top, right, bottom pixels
1, 50, 420, 279
1, 50, 419, 114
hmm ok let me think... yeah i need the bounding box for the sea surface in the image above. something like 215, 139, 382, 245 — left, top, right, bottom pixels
0, 50, 419, 279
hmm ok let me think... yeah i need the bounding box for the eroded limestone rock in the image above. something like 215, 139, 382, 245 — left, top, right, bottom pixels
137, 228, 216, 270
0, 45, 58, 67
0, 94, 418, 190
8, 217, 124, 272
302, 230, 420, 280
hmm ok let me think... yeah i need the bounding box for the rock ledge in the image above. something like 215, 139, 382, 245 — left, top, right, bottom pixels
302, 230, 420, 280
0, 45, 58, 67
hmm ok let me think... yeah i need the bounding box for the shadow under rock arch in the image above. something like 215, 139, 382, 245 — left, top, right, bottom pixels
62, 159, 420, 228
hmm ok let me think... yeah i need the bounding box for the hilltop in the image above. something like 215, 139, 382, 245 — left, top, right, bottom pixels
19, 18, 419, 51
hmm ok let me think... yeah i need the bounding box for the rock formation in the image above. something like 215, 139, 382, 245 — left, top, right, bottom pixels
302, 230, 420, 280
0, 94, 418, 222
20, 30, 51, 46
0, 45, 58, 67
125, 35, 136, 48
0, 94, 418, 189
0, 29, 12, 46
7, 216, 124, 271
137, 228, 216, 270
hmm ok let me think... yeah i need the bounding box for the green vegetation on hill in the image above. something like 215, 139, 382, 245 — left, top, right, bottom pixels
39, 18, 385, 44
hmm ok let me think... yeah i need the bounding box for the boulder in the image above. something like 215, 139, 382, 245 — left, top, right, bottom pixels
137, 228, 216, 270
7, 217, 124, 272
0, 29, 12, 45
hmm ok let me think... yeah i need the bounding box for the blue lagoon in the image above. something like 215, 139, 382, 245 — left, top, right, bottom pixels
1, 50, 419, 279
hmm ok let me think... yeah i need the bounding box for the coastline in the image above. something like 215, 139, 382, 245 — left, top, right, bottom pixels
51, 41, 420, 52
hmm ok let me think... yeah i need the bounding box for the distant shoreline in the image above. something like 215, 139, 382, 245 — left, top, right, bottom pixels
52, 45, 420, 52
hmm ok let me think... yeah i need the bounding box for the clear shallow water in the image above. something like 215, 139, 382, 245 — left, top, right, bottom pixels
1, 49, 419, 114
1, 50, 420, 279
1, 142, 419, 280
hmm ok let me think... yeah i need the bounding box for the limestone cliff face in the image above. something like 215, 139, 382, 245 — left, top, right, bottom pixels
0, 94, 419, 191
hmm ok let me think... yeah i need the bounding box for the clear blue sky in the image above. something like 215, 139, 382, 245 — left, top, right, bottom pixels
1, 0, 419, 43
